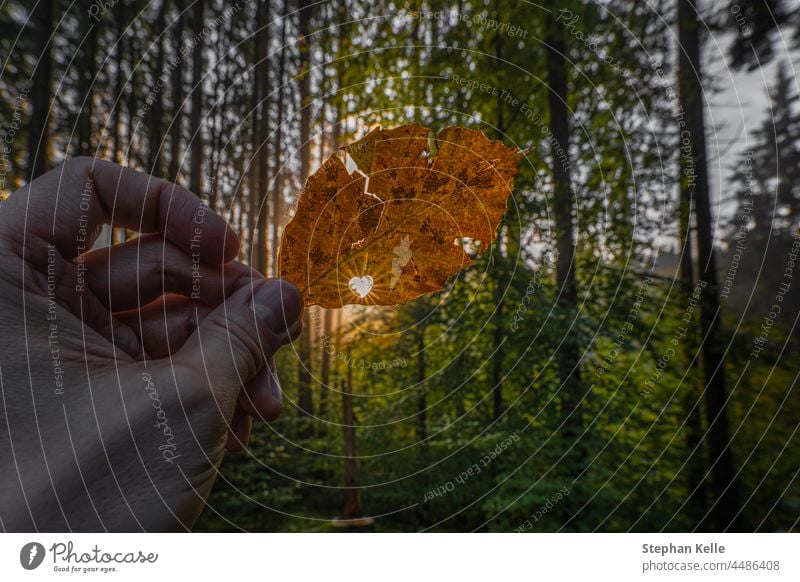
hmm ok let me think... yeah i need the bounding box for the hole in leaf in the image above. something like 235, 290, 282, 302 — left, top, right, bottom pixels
348, 275, 374, 298
343, 152, 360, 174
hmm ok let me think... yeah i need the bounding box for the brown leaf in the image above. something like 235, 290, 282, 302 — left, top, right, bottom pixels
278, 124, 522, 308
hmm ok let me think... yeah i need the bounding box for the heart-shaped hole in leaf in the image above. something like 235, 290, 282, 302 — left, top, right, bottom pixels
348, 275, 374, 298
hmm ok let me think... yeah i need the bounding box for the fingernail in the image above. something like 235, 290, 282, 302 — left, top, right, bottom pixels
251, 280, 303, 335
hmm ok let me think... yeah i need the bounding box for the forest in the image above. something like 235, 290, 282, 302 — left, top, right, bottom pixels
1, 0, 799, 532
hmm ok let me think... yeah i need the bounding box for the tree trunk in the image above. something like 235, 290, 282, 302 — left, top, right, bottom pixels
296, 0, 314, 422
207, 34, 232, 212
298, 0, 312, 182
491, 249, 505, 421
111, 1, 127, 164
416, 324, 427, 442
318, 310, 332, 425
316, 29, 338, 428
678, 144, 710, 530
677, 0, 740, 531
545, 1, 584, 453
247, 1, 263, 267
76, 7, 97, 158
270, 0, 289, 274
168, 0, 185, 182
189, 0, 205, 195
254, 0, 271, 274
490, 4, 505, 422
340, 353, 361, 520
26, 0, 54, 180
126, 15, 140, 168
316, 86, 331, 428
147, 0, 169, 176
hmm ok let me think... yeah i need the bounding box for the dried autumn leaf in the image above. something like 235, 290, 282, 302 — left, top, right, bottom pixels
278, 124, 522, 308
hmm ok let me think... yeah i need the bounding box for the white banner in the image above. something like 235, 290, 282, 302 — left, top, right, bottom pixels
0, 533, 798, 581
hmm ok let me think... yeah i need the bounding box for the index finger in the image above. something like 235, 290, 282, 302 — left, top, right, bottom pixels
4, 156, 239, 263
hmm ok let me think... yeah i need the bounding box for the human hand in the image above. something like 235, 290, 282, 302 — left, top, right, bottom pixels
0, 157, 302, 531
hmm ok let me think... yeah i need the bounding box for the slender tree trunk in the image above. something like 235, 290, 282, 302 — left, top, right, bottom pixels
248, 1, 263, 267
316, 28, 337, 428
254, 0, 271, 274
126, 15, 140, 167
340, 352, 361, 520
111, 1, 127, 164
189, 0, 205, 195
147, 0, 169, 176
318, 310, 332, 425
545, 1, 584, 452
236, 197, 245, 258
332, 0, 345, 149
231, 132, 246, 259
677, 0, 740, 531
491, 249, 505, 421
679, 153, 710, 530
27, 0, 54, 180
490, 5, 506, 422
416, 324, 427, 442
270, 0, 289, 274
168, 0, 185, 181
76, 9, 97, 157
296, 0, 314, 422
207, 35, 232, 212
316, 83, 331, 428
298, 0, 312, 182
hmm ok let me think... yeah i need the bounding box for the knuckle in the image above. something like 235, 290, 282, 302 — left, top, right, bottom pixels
69, 155, 94, 168
62, 156, 94, 180
210, 313, 265, 378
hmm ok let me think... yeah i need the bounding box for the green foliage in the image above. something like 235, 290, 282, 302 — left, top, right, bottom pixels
196, 1, 800, 532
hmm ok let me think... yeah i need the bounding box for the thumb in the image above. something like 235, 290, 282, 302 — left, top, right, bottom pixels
174, 278, 303, 415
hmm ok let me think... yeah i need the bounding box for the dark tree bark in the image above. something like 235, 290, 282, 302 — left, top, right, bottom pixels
490, 2, 505, 422
317, 310, 332, 425
317, 10, 327, 170
340, 353, 361, 520
677, 0, 740, 531
147, 0, 169, 176
26, 0, 54, 180
315, 16, 339, 428
111, 0, 128, 164
270, 0, 290, 274
207, 26, 233, 212
126, 8, 140, 168
678, 146, 710, 530
416, 324, 427, 442
296, 0, 314, 422
315, 45, 331, 427
297, 0, 312, 183
76, 7, 97, 157
545, 1, 584, 453
254, 0, 271, 274
189, 0, 205, 195
168, 0, 185, 182
491, 246, 505, 422
247, 1, 263, 266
